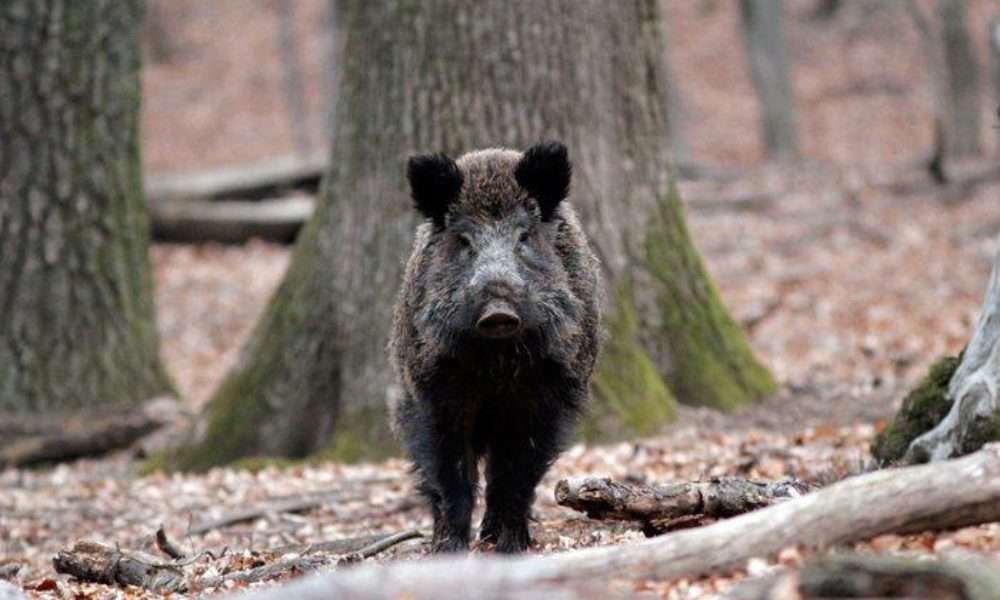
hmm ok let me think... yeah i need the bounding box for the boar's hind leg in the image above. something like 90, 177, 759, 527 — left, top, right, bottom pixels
481, 424, 562, 553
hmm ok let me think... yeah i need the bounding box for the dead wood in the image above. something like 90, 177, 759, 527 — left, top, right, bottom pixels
145, 153, 325, 202
53, 541, 188, 594
0, 397, 181, 468
555, 476, 814, 534
189, 494, 340, 535
53, 530, 422, 594
337, 530, 424, 564
727, 553, 1000, 600
227, 444, 1000, 600
150, 196, 314, 244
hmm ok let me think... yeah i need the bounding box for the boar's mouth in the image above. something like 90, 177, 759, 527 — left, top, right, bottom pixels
475, 299, 522, 339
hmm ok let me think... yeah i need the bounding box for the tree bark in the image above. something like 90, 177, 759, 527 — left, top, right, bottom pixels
226, 445, 1000, 600
903, 240, 1000, 463
938, 0, 981, 157
0, 0, 173, 453
739, 0, 800, 162
175, 0, 774, 468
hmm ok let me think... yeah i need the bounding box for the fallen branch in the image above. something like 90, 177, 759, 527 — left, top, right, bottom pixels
727, 553, 1000, 600
338, 530, 424, 564
555, 476, 813, 534
189, 494, 340, 535
227, 444, 1000, 600
53, 530, 423, 594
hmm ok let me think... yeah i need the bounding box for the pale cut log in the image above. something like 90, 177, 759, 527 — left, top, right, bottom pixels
906, 240, 1000, 463
0, 582, 27, 600
227, 444, 1000, 600
555, 476, 813, 532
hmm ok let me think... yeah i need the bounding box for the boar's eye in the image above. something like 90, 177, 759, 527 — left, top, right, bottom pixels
518, 230, 530, 244
457, 233, 473, 248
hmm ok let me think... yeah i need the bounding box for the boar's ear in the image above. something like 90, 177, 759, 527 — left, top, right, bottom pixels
407, 153, 463, 227
515, 141, 571, 222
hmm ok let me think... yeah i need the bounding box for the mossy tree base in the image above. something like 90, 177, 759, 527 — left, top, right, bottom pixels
871, 356, 959, 466
639, 184, 777, 411
879, 243, 1000, 466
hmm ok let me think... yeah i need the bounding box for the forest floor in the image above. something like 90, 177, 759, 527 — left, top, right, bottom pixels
4, 163, 1000, 599
4, 1, 1000, 597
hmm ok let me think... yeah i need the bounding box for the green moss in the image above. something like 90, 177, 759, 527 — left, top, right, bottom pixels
871, 355, 960, 465
317, 405, 400, 463
642, 182, 777, 410
228, 456, 302, 473
583, 281, 677, 441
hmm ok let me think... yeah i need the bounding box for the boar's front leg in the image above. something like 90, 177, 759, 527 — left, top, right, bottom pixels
480, 423, 563, 553
406, 399, 478, 553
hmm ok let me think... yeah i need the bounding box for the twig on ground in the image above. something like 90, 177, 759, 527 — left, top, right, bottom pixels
155, 525, 187, 560
338, 530, 424, 564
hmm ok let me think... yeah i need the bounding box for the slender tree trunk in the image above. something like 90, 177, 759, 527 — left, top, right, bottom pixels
990, 17, 1000, 126
275, 1, 312, 157
938, 0, 981, 157
739, 0, 800, 162
0, 1, 173, 444
175, 0, 774, 468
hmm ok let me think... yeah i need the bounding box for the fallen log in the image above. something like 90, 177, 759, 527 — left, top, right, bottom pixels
0, 397, 182, 468
145, 153, 326, 202
726, 553, 1000, 600
555, 476, 814, 534
227, 444, 1000, 600
150, 196, 314, 244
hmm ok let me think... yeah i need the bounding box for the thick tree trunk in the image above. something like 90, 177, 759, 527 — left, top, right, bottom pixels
938, 0, 981, 157
902, 240, 1000, 463
739, 0, 800, 162
175, 0, 774, 468
0, 0, 173, 456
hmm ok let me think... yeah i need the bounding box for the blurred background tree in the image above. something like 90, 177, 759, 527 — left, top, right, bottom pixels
0, 0, 174, 465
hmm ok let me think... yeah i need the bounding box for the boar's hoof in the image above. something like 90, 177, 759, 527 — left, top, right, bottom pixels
431, 535, 469, 554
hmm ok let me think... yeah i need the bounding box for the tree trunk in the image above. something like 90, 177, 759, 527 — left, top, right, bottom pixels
990, 17, 1000, 122
0, 0, 173, 456
938, 0, 981, 157
739, 0, 800, 162
174, 0, 775, 468
901, 240, 1000, 463
275, 1, 312, 157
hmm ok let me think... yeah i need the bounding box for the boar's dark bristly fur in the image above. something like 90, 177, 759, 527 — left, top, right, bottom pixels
390, 143, 602, 553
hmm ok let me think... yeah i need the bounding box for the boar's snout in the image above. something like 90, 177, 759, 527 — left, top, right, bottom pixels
476, 299, 522, 339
